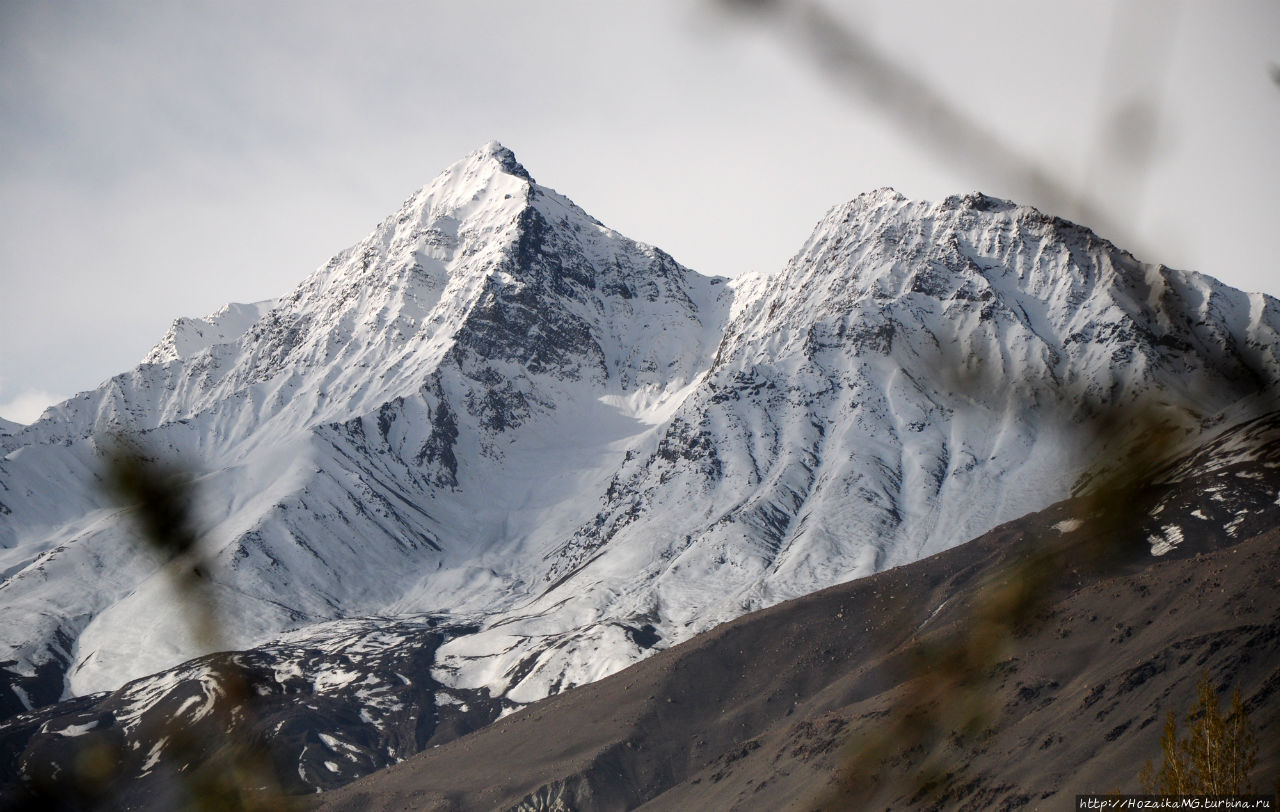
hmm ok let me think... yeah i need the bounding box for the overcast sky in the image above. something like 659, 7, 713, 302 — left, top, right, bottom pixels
2, 1, 1277, 424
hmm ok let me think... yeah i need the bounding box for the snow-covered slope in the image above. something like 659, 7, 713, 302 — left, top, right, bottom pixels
0, 144, 1276, 726
142, 300, 277, 365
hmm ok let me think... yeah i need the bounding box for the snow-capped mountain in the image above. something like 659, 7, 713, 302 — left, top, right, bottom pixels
1, 143, 1276, 732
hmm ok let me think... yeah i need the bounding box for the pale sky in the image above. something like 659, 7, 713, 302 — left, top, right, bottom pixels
2, 1, 1277, 423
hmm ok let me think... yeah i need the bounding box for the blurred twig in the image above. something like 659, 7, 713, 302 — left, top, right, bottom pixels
12, 433, 293, 810
811, 398, 1181, 808
711, 0, 1092, 221
102, 434, 220, 650
709, 0, 1183, 255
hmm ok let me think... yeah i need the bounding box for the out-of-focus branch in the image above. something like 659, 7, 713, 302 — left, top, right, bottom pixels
712, 0, 1089, 217
103, 434, 222, 651
12, 434, 293, 810
709, 0, 1176, 250
99, 435, 291, 811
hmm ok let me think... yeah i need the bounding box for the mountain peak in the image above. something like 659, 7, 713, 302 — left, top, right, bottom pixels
470, 139, 533, 183
391, 141, 535, 227
939, 190, 1018, 213
858, 186, 906, 202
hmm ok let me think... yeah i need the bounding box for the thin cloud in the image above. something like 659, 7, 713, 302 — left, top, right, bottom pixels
0, 386, 64, 425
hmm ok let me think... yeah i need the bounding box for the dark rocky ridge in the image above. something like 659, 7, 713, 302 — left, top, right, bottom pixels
0, 618, 510, 808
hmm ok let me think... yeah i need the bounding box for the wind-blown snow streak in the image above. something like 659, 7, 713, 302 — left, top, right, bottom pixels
0, 144, 1275, 720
